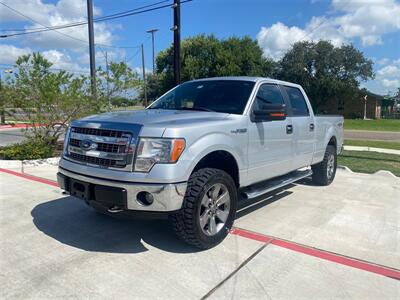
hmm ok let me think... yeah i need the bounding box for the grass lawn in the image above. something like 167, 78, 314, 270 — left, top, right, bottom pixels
344, 139, 400, 150
344, 119, 400, 132
338, 150, 400, 176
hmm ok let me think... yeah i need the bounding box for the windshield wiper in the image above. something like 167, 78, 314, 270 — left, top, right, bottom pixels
178, 107, 215, 112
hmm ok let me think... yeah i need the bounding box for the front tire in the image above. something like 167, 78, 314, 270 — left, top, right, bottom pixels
170, 168, 237, 249
311, 145, 337, 186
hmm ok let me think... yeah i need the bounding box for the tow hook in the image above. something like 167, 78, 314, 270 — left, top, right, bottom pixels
107, 206, 124, 213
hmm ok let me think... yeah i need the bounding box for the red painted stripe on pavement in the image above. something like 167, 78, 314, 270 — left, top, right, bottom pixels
0, 168, 59, 187
231, 227, 400, 280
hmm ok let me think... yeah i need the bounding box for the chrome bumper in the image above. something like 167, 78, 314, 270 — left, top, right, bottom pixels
58, 167, 187, 212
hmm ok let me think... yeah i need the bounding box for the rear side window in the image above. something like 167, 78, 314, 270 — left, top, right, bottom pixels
283, 86, 309, 116
252, 84, 284, 111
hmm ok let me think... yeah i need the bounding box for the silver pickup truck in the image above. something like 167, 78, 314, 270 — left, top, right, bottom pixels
58, 77, 343, 248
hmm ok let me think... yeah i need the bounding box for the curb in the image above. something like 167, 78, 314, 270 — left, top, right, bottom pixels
0, 157, 60, 172
338, 165, 398, 178
343, 145, 400, 155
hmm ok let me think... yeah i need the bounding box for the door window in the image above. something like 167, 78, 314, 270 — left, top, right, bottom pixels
283, 86, 309, 116
252, 84, 284, 111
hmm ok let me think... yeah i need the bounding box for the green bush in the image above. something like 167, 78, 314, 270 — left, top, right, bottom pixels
0, 138, 55, 160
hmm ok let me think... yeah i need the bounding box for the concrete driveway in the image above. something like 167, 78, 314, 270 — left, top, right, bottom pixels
0, 166, 399, 299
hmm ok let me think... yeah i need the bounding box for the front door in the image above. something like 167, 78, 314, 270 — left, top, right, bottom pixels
247, 83, 294, 184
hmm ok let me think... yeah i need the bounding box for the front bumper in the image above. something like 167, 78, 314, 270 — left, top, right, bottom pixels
58, 167, 187, 212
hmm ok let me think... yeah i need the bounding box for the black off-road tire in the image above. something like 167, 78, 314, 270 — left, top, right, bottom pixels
311, 145, 337, 186
169, 168, 238, 249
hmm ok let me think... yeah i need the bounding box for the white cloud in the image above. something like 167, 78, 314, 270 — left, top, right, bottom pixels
377, 65, 400, 77
0, 0, 113, 51
42, 50, 89, 74
257, 0, 400, 60
382, 78, 399, 88
0, 44, 32, 65
365, 58, 400, 94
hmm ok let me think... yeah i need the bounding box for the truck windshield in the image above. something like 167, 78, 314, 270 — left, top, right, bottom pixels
148, 80, 255, 114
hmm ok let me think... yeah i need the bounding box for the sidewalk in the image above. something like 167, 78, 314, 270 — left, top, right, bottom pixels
343, 145, 400, 155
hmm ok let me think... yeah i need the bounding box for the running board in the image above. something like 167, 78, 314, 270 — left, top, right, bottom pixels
242, 169, 312, 200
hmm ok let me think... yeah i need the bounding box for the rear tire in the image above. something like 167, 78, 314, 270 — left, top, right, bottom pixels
311, 145, 337, 186
170, 168, 237, 249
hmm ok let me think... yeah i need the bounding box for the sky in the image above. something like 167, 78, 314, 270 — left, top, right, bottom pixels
0, 0, 399, 95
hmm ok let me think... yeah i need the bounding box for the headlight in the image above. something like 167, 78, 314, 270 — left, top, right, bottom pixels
63, 126, 71, 156
134, 138, 185, 172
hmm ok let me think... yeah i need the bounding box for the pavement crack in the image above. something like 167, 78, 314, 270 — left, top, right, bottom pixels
201, 241, 270, 300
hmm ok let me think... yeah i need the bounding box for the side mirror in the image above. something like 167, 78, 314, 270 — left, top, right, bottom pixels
252, 104, 287, 122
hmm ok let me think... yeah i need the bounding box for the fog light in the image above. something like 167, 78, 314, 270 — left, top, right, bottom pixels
136, 191, 154, 206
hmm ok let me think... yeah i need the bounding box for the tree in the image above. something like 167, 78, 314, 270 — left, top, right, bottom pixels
144, 35, 276, 99
9, 52, 97, 145
277, 41, 374, 110
96, 61, 140, 108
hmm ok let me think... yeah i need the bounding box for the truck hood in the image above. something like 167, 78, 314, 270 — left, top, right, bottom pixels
77, 109, 230, 127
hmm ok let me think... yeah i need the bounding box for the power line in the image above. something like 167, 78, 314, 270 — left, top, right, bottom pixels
0, 1, 151, 49
0, 0, 192, 39
0, 0, 169, 33
295, 0, 352, 43
0, 63, 90, 74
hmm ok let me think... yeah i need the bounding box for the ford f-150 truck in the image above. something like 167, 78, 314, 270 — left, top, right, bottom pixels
57, 77, 343, 248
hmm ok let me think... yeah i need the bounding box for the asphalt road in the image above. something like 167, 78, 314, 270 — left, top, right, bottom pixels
0, 128, 25, 146
0, 127, 65, 147
344, 129, 400, 141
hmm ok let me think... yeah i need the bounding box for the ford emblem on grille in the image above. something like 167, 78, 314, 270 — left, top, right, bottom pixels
80, 139, 97, 151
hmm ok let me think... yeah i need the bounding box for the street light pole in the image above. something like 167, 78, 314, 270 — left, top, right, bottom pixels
87, 0, 96, 100
363, 95, 368, 120
146, 29, 159, 74
141, 44, 148, 107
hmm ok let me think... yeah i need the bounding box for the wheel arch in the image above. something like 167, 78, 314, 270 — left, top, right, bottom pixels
191, 150, 240, 188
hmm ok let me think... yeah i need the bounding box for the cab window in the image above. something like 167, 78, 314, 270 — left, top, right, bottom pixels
282, 86, 309, 116
252, 84, 284, 111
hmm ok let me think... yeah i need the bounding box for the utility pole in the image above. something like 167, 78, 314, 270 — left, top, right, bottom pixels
146, 29, 159, 74
87, 0, 96, 99
141, 44, 148, 107
173, 0, 181, 85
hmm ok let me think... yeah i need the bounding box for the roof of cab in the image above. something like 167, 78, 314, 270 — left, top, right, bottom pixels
189, 76, 301, 88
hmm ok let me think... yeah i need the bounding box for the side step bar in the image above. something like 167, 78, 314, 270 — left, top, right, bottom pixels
241, 169, 312, 200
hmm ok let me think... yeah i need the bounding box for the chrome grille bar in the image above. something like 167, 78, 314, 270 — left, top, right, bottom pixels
65, 127, 135, 170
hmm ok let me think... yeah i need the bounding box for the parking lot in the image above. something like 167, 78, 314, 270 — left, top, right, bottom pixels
1, 165, 399, 299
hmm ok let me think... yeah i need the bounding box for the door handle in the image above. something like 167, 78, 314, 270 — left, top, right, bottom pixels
309, 123, 315, 131
286, 124, 293, 134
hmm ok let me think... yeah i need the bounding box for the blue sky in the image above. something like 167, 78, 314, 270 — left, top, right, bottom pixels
1, 0, 399, 95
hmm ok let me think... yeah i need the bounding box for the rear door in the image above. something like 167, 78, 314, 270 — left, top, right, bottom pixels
247, 83, 294, 183
281, 85, 315, 169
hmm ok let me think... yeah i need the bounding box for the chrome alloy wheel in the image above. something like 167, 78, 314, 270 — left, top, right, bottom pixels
199, 183, 231, 236
327, 154, 335, 179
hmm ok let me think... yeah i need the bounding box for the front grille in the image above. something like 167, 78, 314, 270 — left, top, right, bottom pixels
72, 127, 128, 138
66, 127, 134, 170
70, 153, 120, 168
69, 138, 124, 153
